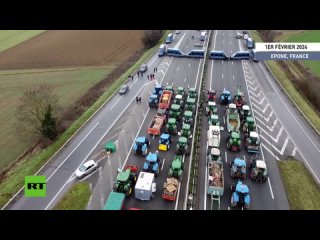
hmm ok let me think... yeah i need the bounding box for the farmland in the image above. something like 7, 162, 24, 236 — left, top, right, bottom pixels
0, 30, 144, 171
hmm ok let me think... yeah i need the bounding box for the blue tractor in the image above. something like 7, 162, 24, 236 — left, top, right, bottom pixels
148, 94, 159, 108
219, 88, 232, 105
152, 84, 164, 97
158, 133, 172, 151
133, 137, 150, 156
231, 180, 250, 210
143, 152, 162, 177
230, 157, 246, 179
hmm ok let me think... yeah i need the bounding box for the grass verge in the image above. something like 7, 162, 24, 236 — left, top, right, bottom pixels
278, 159, 320, 210
0, 30, 45, 53
53, 182, 91, 210
265, 61, 320, 132
0, 31, 170, 208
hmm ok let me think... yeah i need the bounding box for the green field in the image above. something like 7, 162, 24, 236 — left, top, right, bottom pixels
285, 30, 320, 76
0, 30, 45, 53
53, 182, 91, 210
278, 159, 320, 210
0, 66, 114, 170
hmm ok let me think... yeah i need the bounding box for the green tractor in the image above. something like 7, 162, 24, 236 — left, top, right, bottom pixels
205, 101, 218, 116
242, 116, 256, 138
165, 118, 178, 135
227, 131, 241, 152
184, 97, 196, 113
173, 94, 184, 109
165, 85, 175, 99
113, 165, 138, 197
168, 155, 184, 181
208, 114, 220, 127
180, 123, 192, 139
176, 137, 190, 155
169, 104, 182, 121
176, 86, 186, 98
188, 87, 197, 99
182, 110, 194, 127
207, 147, 222, 162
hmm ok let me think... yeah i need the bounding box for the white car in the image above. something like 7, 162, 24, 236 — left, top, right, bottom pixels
75, 160, 98, 178
175, 30, 180, 34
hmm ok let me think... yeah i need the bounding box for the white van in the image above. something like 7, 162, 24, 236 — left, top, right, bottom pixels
200, 31, 207, 41
135, 172, 156, 201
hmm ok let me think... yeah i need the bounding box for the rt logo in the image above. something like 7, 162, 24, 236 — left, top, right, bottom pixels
25, 176, 46, 197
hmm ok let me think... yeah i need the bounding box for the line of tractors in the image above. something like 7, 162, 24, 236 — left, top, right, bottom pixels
205, 87, 269, 210
104, 84, 198, 210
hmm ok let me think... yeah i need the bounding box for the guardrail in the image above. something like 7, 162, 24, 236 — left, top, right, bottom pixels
184, 30, 212, 210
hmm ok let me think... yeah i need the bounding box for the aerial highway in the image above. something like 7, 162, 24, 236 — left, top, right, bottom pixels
6, 30, 320, 210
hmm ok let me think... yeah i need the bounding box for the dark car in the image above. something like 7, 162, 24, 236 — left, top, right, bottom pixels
139, 64, 148, 73
119, 84, 129, 95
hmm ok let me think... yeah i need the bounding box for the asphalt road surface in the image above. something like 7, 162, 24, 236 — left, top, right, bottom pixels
7, 30, 320, 210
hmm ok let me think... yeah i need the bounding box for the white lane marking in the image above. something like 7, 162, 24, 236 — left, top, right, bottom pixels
258, 63, 320, 153
222, 40, 224, 44
232, 61, 234, 65
175, 181, 181, 210
291, 147, 297, 157
233, 75, 235, 80
184, 77, 186, 82
257, 124, 283, 142
161, 158, 166, 171
225, 151, 227, 162
251, 96, 266, 106
210, 57, 213, 90
252, 102, 269, 114
248, 89, 262, 99
222, 60, 224, 64
204, 142, 208, 210
45, 70, 157, 209
46, 121, 99, 182
188, 63, 190, 68
259, 134, 288, 155
223, 117, 226, 124
261, 143, 280, 161
110, 96, 122, 110
248, 84, 258, 92
260, 145, 275, 199
222, 73, 224, 79
174, 32, 186, 49
194, 59, 202, 89
182, 154, 185, 163
177, 66, 180, 71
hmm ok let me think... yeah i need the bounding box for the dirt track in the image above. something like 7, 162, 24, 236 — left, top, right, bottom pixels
0, 30, 144, 70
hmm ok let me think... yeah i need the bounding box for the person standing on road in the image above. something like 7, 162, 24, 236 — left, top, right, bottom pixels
155, 67, 157, 73
136, 96, 139, 104
137, 71, 140, 77
141, 72, 143, 78
147, 75, 149, 80
139, 97, 142, 104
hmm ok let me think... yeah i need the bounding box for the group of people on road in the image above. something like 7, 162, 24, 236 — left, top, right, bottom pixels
136, 96, 142, 104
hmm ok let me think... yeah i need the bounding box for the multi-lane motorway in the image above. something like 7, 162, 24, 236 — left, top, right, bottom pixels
6, 30, 320, 210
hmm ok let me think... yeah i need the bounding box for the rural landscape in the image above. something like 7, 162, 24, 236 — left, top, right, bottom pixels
0, 30, 319, 210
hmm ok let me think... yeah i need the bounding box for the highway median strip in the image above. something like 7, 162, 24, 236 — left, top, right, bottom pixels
0, 31, 170, 209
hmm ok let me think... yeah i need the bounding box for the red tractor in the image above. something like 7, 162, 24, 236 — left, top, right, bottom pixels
207, 90, 217, 102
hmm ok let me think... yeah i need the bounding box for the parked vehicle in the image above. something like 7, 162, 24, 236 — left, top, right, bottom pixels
230, 157, 246, 179
219, 89, 232, 105
207, 125, 221, 149
162, 177, 179, 201
158, 44, 167, 57
186, 49, 205, 58
147, 115, 166, 135
159, 90, 173, 110
166, 33, 174, 44
75, 160, 98, 178
231, 180, 250, 210
249, 155, 268, 182
168, 155, 184, 181
133, 137, 150, 156
139, 64, 148, 73
226, 103, 240, 132
113, 165, 138, 197
209, 51, 229, 60
104, 192, 125, 210
119, 84, 129, 95
143, 152, 162, 177
135, 172, 156, 201
166, 48, 185, 57
230, 51, 251, 60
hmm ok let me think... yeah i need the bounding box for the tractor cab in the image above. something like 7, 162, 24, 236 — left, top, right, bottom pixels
228, 103, 238, 114
148, 94, 159, 108
113, 165, 138, 197
231, 180, 250, 210
168, 155, 184, 181
209, 114, 220, 126
245, 131, 260, 154
169, 104, 181, 120
158, 133, 172, 151
231, 157, 246, 179
227, 131, 241, 152
143, 152, 161, 176
208, 147, 221, 162
152, 84, 163, 97
207, 90, 216, 102
173, 94, 184, 108
165, 85, 175, 98
185, 97, 196, 113
233, 89, 245, 109
183, 110, 194, 127
176, 136, 190, 155
250, 159, 268, 182
188, 87, 197, 99
219, 89, 232, 105
133, 137, 150, 156
180, 123, 192, 139
166, 118, 177, 135
243, 116, 256, 136
176, 87, 186, 98
240, 105, 251, 120
157, 108, 168, 121
205, 101, 217, 116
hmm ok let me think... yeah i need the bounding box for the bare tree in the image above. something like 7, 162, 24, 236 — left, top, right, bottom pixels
142, 30, 163, 49
15, 85, 59, 140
